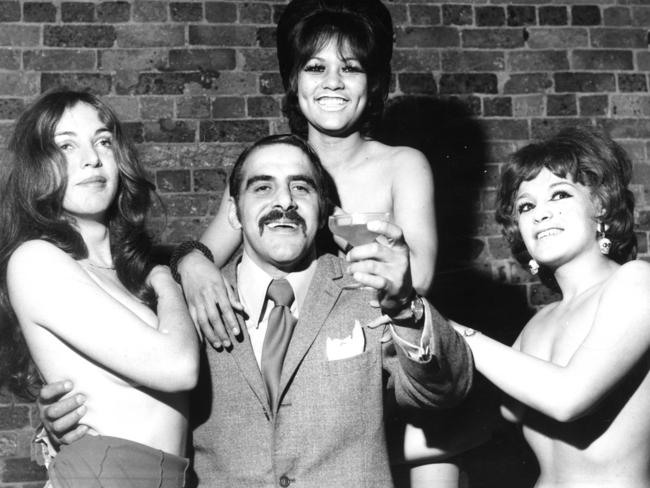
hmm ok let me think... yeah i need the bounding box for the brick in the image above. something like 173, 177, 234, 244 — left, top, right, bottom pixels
555, 72, 616, 93
177, 96, 211, 119
240, 48, 280, 71
395, 26, 459, 48
539, 6, 567, 26
398, 73, 437, 95
247, 96, 280, 118
122, 121, 144, 143
256, 26, 276, 48
170, 2, 203, 22
512, 94, 545, 117
205, 2, 237, 23
97, 1, 131, 22
611, 95, 650, 117
41, 73, 112, 95
156, 169, 191, 192
116, 70, 145, 95
393, 49, 440, 72
193, 168, 227, 192
144, 119, 196, 143
639, 52, 650, 71
0, 1, 20, 21
160, 217, 211, 244
530, 283, 561, 306
45, 25, 116, 48
603, 7, 631, 26
138, 142, 243, 170
0, 25, 40, 46
507, 6, 535, 27
508, 50, 568, 72
0, 98, 24, 119
211, 96, 245, 118
0, 432, 17, 456
0, 405, 29, 429
24, 49, 96, 71
0, 48, 20, 69
474, 211, 501, 236
547, 94, 577, 116
619, 74, 648, 92
386, 4, 407, 25
158, 194, 215, 217
441, 95, 481, 116
24, 2, 57, 22
409, 5, 440, 26
168, 49, 236, 72
572, 50, 633, 70
200, 119, 269, 142
571, 5, 601, 26
526, 28, 588, 49
476, 6, 505, 27
636, 231, 648, 255
482, 119, 529, 140
190, 25, 257, 47
442, 50, 504, 72
579, 95, 608, 116
0, 72, 38, 96
591, 28, 647, 48
62, 2, 95, 22
631, 7, 650, 27
239, 2, 271, 24
99, 49, 166, 71
503, 73, 552, 94
483, 96, 512, 117
442, 4, 472, 26
462, 29, 525, 49
487, 236, 512, 260
259, 72, 284, 95
116, 25, 184, 47
531, 118, 593, 140
439, 73, 497, 94
2, 457, 47, 483
133, 0, 167, 22
486, 142, 519, 164
140, 97, 173, 119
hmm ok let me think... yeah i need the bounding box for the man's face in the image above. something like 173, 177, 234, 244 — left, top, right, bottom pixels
229, 143, 322, 275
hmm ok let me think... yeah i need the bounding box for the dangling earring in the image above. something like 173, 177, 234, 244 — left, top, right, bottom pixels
528, 258, 539, 275
597, 222, 611, 255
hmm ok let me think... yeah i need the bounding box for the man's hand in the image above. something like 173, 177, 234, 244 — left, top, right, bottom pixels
38, 381, 89, 446
345, 220, 413, 311
177, 250, 245, 349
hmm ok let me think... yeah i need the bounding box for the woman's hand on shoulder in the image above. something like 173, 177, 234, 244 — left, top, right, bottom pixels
177, 251, 245, 350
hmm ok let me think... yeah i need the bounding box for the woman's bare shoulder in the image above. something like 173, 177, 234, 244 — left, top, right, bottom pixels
366, 140, 429, 167
8, 239, 75, 277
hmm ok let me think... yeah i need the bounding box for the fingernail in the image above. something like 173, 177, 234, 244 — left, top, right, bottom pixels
76, 405, 86, 415
223, 340, 231, 348
64, 381, 72, 390
232, 328, 239, 335
213, 341, 222, 349
75, 395, 85, 404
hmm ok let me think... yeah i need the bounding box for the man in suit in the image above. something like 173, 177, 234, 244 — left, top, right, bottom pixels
189, 134, 473, 487
38, 134, 473, 487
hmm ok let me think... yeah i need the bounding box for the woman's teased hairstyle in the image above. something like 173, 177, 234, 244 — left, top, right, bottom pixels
276, 0, 393, 137
496, 126, 636, 271
0, 89, 156, 397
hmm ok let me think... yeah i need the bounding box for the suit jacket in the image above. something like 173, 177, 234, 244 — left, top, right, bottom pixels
190, 253, 473, 488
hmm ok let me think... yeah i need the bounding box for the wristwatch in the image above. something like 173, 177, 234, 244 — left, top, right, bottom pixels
387, 292, 425, 323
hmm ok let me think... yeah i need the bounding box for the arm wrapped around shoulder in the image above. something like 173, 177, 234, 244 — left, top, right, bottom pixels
388, 299, 474, 410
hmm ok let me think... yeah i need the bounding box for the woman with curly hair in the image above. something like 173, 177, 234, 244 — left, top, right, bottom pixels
453, 127, 650, 487
0, 90, 198, 487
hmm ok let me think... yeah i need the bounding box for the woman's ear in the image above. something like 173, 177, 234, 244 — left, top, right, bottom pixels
227, 197, 242, 230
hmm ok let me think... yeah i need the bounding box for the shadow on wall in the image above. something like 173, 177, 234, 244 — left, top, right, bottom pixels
376, 96, 538, 488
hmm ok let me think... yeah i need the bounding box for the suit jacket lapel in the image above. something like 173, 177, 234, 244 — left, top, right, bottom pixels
276, 254, 351, 410
222, 258, 271, 411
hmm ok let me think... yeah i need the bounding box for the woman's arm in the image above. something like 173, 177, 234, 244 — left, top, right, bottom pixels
176, 189, 245, 348
391, 147, 437, 295
7, 240, 199, 392
454, 261, 650, 422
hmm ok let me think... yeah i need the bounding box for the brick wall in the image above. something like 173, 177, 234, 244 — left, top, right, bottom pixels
0, 1, 648, 486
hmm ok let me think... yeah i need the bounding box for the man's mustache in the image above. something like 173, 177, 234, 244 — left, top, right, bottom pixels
258, 208, 306, 234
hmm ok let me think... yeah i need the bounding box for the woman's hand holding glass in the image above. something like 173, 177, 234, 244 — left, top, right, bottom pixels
177, 250, 245, 349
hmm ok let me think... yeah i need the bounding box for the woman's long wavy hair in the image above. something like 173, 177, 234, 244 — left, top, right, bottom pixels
276, 0, 393, 138
496, 127, 636, 284
0, 90, 157, 398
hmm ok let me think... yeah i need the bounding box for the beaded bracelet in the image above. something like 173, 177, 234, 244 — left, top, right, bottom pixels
169, 240, 214, 284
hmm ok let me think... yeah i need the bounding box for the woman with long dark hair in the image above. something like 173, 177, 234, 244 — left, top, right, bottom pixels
0, 90, 198, 487
454, 127, 650, 486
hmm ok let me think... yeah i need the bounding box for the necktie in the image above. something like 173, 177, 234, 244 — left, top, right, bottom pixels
260, 278, 297, 409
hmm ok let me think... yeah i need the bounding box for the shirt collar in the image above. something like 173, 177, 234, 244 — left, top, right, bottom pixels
237, 250, 318, 325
